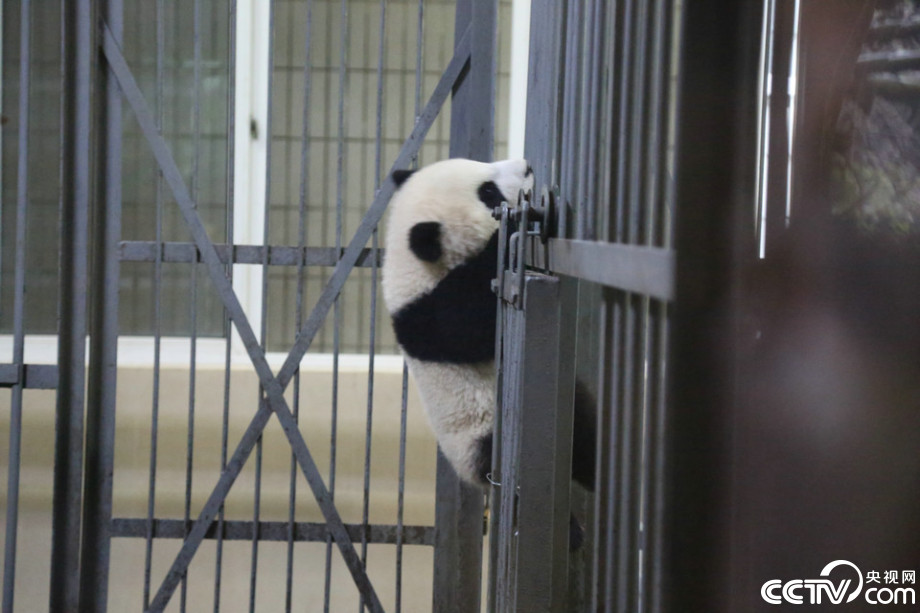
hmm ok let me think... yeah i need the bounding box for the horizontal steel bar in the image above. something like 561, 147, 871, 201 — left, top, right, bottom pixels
545, 239, 675, 300
111, 518, 435, 546
0, 364, 60, 389
118, 241, 382, 267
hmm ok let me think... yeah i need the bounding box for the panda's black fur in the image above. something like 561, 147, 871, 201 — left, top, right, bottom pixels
392, 231, 499, 364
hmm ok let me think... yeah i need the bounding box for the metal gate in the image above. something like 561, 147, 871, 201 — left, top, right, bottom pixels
488, 0, 920, 611
486, 1, 681, 610
2, 0, 493, 611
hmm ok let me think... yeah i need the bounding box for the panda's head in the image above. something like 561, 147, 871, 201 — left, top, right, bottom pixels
382, 158, 533, 313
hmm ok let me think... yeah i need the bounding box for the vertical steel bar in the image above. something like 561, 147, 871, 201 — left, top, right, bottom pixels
249, 418, 263, 613
615, 292, 641, 613
592, 289, 613, 612
395, 364, 409, 613
181, 1, 204, 608
661, 3, 681, 252
485, 209, 508, 613
398, 5, 424, 608
598, 0, 618, 243
592, 289, 609, 612
622, 7, 655, 599
601, 290, 624, 613
645, 0, 668, 248
215, 0, 238, 609
646, 301, 670, 613
559, 0, 580, 237
360, 2, 387, 610
628, 1, 650, 245
523, 0, 565, 192
573, 0, 591, 240
613, 1, 633, 244
251, 0, 278, 608
583, 0, 605, 241
325, 1, 349, 609
80, 0, 123, 608
638, 4, 669, 610
144, 1, 166, 607
2, 0, 32, 608
287, 1, 314, 610
281, 0, 298, 601
413, 0, 424, 169
51, 0, 91, 608
495, 303, 522, 612
432, 1, 494, 611
636, 295, 652, 613
576, 0, 604, 241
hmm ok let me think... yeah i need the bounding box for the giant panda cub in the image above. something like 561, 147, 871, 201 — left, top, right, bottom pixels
381, 158, 596, 542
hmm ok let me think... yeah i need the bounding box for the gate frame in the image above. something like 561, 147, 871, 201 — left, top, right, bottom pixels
487, 0, 681, 611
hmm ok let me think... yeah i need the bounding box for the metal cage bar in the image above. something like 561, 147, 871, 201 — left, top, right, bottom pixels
430, 3, 496, 612
2, 1, 33, 609
79, 0, 124, 609
49, 1, 92, 608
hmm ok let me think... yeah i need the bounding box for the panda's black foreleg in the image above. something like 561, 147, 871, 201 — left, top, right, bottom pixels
474, 431, 493, 487
570, 379, 597, 492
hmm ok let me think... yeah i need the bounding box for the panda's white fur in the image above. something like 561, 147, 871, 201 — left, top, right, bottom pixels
383, 159, 529, 311
382, 158, 533, 485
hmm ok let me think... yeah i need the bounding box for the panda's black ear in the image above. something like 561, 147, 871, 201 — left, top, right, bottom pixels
392, 169, 417, 188
409, 221, 442, 263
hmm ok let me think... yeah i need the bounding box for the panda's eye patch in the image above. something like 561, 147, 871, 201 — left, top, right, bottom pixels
477, 181, 504, 210
409, 221, 442, 263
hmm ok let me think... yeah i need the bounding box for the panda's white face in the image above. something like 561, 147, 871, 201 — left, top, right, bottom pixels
382, 158, 533, 314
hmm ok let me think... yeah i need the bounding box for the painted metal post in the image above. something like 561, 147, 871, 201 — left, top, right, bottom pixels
431, 1, 497, 612
51, 0, 92, 610
80, 0, 123, 610
494, 272, 572, 612
665, 2, 763, 612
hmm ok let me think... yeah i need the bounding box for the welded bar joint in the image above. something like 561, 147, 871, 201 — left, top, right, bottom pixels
0, 364, 60, 389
